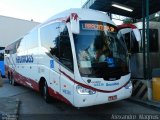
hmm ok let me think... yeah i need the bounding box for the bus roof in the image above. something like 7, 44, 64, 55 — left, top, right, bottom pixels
42, 8, 116, 26
5, 8, 116, 49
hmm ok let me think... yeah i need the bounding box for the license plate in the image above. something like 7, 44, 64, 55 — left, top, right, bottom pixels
108, 95, 117, 101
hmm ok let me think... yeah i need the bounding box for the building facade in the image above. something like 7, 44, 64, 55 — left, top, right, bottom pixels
0, 15, 39, 48
0, 15, 39, 76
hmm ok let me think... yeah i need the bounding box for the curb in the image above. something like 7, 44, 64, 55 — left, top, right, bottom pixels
128, 97, 160, 111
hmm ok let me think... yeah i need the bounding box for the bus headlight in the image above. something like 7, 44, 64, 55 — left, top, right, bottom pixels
76, 85, 96, 95
125, 81, 132, 89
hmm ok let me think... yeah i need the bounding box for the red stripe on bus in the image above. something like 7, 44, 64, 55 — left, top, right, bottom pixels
59, 70, 130, 93
5, 65, 38, 90
117, 24, 137, 30
48, 87, 72, 105
6, 65, 72, 105
13, 70, 39, 91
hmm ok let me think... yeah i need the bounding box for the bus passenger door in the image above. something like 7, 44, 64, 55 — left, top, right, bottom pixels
47, 23, 61, 94
59, 23, 74, 104
40, 22, 61, 94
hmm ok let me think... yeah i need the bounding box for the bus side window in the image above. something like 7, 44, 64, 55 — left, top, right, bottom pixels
26, 29, 38, 50
124, 32, 139, 53
149, 29, 158, 52
59, 23, 74, 72
6, 39, 21, 54
0, 47, 5, 61
130, 31, 139, 53
17, 37, 26, 53
139, 29, 158, 53
40, 23, 60, 59
124, 33, 131, 52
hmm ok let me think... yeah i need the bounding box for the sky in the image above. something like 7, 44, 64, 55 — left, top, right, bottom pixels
0, 0, 122, 24
0, 0, 87, 22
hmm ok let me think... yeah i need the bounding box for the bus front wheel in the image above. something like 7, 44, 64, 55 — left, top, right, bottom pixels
42, 80, 51, 103
11, 73, 17, 86
8, 72, 12, 84
11, 76, 16, 86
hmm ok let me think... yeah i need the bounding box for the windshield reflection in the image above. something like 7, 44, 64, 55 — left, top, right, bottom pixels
73, 21, 129, 80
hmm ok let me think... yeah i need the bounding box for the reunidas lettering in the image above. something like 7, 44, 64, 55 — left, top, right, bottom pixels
16, 55, 34, 63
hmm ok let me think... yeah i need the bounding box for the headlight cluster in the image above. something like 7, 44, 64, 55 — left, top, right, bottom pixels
76, 85, 96, 95
125, 81, 132, 89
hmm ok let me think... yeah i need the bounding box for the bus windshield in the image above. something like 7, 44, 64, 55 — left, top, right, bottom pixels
73, 21, 129, 80
0, 48, 4, 61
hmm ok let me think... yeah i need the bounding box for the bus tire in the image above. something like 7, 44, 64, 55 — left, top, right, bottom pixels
8, 72, 12, 85
11, 74, 17, 86
11, 77, 16, 86
42, 80, 51, 103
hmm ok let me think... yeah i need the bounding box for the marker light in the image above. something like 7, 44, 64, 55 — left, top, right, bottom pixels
76, 85, 96, 95
112, 3, 133, 12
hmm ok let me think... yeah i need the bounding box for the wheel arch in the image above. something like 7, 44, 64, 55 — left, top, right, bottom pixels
39, 77, 47, 95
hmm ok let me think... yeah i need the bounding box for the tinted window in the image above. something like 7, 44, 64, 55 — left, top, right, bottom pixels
139, 29, 158, 52
124, 33, 131, 51
40, 23, 60, 58
17, 37, 26, 52
26, 29, 38, 50
0, 53, 4, 61
130, 31, 139, 53
149, 29, 158, 52
6, 39, 21, 54
124, 31, 139, 53
0, 47, 5, 61
59, 23, 73, 71
16, 29, 38, 52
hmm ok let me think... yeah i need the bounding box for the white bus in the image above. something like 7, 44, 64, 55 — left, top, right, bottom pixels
5, 8, 133, 107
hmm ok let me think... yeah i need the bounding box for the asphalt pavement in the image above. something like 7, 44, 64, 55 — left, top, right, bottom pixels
0, 79, 20, 120
0, 78, 160, 120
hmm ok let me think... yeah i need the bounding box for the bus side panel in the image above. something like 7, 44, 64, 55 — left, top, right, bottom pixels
27, 48, 40, 83
16, 51, 29, 85
60, 66, 74, 105
49, 60, 61, 94
14, 48, 40, 90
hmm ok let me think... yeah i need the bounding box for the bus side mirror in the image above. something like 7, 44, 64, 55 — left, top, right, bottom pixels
117, 24, 141, 42
133, 28, 141, 42
70, 13, 80, 34
118, 28, 140, 54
